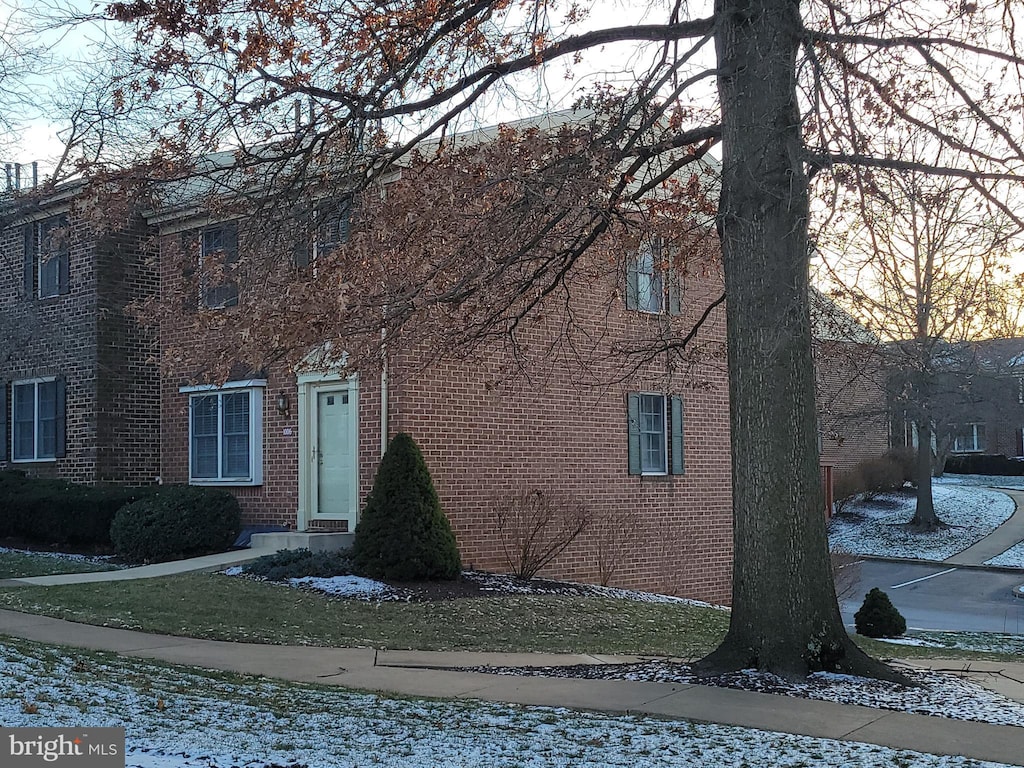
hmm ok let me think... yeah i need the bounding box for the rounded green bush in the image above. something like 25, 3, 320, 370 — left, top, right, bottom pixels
854, 587, 907, 638
352, 432, 461, 581
110, 485, 241, 563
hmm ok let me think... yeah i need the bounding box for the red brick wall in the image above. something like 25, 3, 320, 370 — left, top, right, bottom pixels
815, 340, 889, 473
157, 221, 734, 603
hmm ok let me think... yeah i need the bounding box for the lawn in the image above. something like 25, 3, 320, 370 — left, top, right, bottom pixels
0, 550, 119, 579
0, 571, 1020, 663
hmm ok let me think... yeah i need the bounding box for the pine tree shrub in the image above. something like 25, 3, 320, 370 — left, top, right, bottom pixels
854, 587, 907, 638
352, 432, 461, 581
111, 485, 241, 563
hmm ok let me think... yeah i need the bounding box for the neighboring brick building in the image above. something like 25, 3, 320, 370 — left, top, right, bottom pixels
0, 184, 160, 485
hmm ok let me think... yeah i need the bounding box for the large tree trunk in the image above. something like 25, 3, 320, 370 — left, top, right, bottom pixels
697, 0, 901, 682
911, 420, 944, 531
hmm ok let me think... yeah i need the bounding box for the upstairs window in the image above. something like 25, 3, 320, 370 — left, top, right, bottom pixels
294, 199, 352, 269
625, 238, 680, 315
200, 222, 240, 309
23, 216, 70, 300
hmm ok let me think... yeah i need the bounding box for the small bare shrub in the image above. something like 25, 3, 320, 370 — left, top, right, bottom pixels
593, 508, 643, 587
883, 447, 917, 486
496, 488, 591, 580
832, 468, 865, 515
859, 455, 904, 499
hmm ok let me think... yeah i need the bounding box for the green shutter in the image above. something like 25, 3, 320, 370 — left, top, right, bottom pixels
668, 267, 681, 316
55, 377, 66, 459
57, 215, 70, 295
23, 223, 34, 298
627, 393, 641, 475
670, 395, 685, 475
0, 382, 7, 462
625, 259, 639, 310
293, 205, 312, 268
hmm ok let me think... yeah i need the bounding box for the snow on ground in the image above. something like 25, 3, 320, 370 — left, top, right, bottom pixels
0, 639, 1017, 768
459, 661, 1024, 728
986, 541, 1024, 567
884, 630, 1024, 656
288, 573, 393, 597
829, 485, 1014, 560
0, 546, 119, 566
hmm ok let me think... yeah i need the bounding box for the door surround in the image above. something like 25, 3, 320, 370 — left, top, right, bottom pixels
296, 371, 359, 532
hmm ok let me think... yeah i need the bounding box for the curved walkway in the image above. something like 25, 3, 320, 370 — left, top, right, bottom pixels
945, 488, 1024, 566
0, 608, 1021, 765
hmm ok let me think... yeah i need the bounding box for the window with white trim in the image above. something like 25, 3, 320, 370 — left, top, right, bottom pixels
627, 392, 685, 476
952, 423, 986, 453
11, 378, 64, 462
183, 381, 264, 485
625, 238, 680, 315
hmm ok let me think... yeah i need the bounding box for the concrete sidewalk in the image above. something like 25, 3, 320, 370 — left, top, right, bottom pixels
946, 487, 1024, 566
0, 609, 1021, 765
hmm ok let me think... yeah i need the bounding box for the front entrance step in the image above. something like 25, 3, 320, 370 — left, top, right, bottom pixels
250, 532, 355, 553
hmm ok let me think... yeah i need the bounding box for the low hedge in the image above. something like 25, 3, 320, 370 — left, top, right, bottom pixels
0, 470, 154, 545
244, 548, 355, 581
110, 485, 241, 563
944, 453, 1024, 476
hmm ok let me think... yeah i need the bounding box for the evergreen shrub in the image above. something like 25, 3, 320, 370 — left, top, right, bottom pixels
0, 471, 154, 545
244, 548, 354, 581
352, 432, 461, 581
110, 485, 241, 563
854, 587, 907, 638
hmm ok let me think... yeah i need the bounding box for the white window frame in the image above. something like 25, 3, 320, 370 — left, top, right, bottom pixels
180, 379, 265, 485
636, 240, 665, 314
11, 377, 58, 463
952, 423, 986, 454
639, 392, 668, 475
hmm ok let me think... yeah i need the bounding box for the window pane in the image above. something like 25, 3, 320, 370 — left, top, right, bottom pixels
191, 395, 219, 478
639, 395, 666, 473
38, 254, 60, 298
13, 383, 35, 460
36, 381, 57, 458
221, 392, 250, 478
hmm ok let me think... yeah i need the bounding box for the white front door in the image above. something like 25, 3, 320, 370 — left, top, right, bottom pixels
315, 388, 355, 517
297, 373, 359, 531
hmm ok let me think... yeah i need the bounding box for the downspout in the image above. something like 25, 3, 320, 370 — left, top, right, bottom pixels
380, 327, 388, 457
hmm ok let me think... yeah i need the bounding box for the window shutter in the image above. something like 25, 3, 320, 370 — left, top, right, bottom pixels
55, 377, 67, 459
670, 395, 685, 475
625, 259, 639, 311
668, 268, 681, 316
293, 206, 312, 268
23, 223, 34, 298
57, 215, 70, 295
222, 221, 240, 264
337, 200, 352, 243
627, 392, 641, 475
0, 382, 7, 462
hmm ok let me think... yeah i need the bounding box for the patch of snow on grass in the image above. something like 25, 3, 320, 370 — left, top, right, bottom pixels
0, 640, 1016, 768
985, 540, 1024, 568
462, 571, 724, 607
289, 574, 393, 598
874, 636, 945, 648
0, 546, 119, 566
829, 486, 1014, 560
462, 661, 1024, 728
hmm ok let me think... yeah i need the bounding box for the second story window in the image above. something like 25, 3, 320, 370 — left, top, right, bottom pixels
625, 238, 680, 315
23, 216, 70, 300
200, 223, 240, 309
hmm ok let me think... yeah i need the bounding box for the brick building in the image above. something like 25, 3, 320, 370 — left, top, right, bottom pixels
149, 188, 735, 601
0, 184, 160, 485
